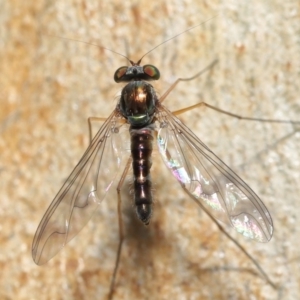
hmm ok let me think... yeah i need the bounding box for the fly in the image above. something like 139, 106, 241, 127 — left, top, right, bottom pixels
32, 20, 300, 299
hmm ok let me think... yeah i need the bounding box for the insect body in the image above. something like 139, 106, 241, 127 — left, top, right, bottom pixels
116, 63, 160, 225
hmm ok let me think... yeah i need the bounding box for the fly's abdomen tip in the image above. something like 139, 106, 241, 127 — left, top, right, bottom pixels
136, 203, 152, 225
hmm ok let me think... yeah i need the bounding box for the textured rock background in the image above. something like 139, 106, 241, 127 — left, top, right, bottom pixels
1, 0, 300, 299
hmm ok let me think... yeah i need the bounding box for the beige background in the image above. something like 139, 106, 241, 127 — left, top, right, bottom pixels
1, 0, 300, 299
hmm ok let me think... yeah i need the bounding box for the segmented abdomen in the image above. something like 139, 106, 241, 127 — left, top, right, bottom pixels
130, 127, 154, 225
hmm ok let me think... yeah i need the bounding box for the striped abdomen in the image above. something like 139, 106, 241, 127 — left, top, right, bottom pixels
130, 127, 154, 225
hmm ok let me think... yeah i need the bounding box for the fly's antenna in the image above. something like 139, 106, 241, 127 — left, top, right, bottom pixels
137, 15, 218, 64
43, 15, 217, 66
42, 33, 132, 64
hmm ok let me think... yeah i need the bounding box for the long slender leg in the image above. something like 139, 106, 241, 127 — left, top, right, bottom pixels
88, 117, 128, 144
172, 102, 300, 125
88, 116, 108, 144
159, 59, 218, 103
108, 157, 132, 300
154, 129, 276, 289
184, 186, 277, 289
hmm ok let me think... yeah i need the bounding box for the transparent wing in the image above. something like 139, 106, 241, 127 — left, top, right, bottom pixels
32, 110, 129, 265
156, 106, 273, 242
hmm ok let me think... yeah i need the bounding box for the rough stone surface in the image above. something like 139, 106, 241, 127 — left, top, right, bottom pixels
1, 1, 300, 299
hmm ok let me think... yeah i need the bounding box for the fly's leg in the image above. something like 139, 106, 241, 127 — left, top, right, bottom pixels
159, 59, 218, 103
108, 157, 132, 300
171, 94, 300, 174
154, 129, 277, 288
88, 117, 128, 144
183, 185, 277, 288
88, 117, 108, 144
172, 101, 300, 159
172, 102, 300, 125
161, 62, 299, 127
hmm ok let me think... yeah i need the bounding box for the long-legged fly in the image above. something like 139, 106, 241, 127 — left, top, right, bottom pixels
32, 20, 300, 299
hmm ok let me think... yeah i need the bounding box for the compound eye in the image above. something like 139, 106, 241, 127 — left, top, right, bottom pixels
143, 65, 160, 80
114, 66, 128, 82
